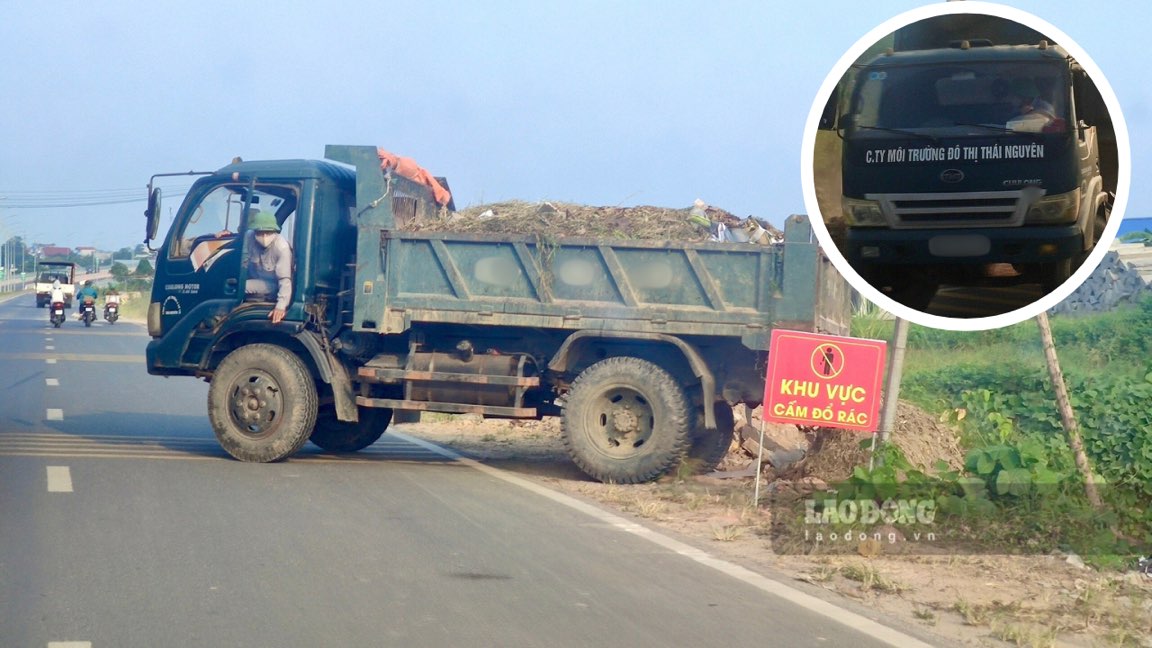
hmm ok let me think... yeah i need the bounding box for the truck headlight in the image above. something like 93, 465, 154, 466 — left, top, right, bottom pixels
148, 302, 162, 337
1025, 189, 1080, 224
842, 198, 886, 226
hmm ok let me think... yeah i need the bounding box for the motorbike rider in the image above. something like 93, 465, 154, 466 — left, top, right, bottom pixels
50, 279, 66, 307
49, 279, 66, 324
76, 280, 99, 317
104, 286, 121, 311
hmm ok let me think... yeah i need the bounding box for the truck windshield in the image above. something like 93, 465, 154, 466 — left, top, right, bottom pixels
849, 61, 1068, 135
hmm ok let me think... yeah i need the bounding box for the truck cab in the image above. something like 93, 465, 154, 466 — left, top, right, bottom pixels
145, 159, 356, 370
822, 18, 1115, 310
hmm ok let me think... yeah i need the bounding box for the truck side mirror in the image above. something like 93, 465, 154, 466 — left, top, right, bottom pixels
818, 86, 841, 131
145, 187, 161, 241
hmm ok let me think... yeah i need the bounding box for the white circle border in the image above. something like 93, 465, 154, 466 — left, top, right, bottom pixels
801, 1, 1131, 331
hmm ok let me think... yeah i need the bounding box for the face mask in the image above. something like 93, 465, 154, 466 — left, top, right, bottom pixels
255, 232, 277, 246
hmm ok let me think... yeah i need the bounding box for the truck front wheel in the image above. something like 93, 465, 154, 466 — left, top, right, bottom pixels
310, 405, 392, 452
208, 344, 318, 462
561, 357, 691, 483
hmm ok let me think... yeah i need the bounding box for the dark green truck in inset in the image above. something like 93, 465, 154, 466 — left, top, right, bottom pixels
820, 15, 1116, 309
144, 145, 849, 483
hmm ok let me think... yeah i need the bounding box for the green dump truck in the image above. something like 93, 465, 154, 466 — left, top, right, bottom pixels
144, 145, 849, 483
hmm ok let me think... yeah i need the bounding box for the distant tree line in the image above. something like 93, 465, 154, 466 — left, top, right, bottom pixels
109, 259, 154, 292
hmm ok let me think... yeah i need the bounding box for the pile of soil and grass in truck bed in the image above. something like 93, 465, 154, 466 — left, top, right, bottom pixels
406, 199, 785, 243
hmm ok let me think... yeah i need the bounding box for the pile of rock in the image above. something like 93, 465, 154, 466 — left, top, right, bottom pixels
1049, 250, 1152, 315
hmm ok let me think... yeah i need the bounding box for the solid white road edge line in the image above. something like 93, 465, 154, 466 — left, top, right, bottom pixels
390, 431, 934, 648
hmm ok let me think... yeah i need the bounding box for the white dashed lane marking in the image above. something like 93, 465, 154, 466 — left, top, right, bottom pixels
46, 378, 59, 387
48, 642, 91, 648
46, 409, 63, 421
46, 466, 73, 493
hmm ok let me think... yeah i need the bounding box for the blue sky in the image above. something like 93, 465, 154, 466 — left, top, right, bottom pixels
0, 0, 1144, 251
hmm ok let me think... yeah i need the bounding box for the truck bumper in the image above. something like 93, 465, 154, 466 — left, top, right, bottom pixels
846, 224, 1082, 267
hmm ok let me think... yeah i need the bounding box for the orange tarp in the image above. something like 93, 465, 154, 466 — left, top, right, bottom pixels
377, 148, 452, 206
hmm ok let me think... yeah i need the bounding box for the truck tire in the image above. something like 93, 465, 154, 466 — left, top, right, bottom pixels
1040, 259, 1072, 293
310, 405, 392, 452
561, 357, 691, 484
684, 402, 736, 474
208, 344, 318, 463
886, 281, 938, 311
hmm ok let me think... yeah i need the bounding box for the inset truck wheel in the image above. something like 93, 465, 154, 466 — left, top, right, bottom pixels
561, 356, 691, 483
1041, 258, 1072, 293
310, 405, 392, 452
886, 281, 938, 311
208, 344, 318, 462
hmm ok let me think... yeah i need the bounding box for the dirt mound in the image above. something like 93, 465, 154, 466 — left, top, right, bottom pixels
408, 199, 783, 242
785, 401, 965, 482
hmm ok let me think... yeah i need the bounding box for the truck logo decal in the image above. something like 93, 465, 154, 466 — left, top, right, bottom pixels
161, 295, 182, 315
940, 169, 965, 183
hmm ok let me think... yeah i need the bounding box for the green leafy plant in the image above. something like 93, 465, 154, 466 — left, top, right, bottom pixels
963, 437, 1069, 499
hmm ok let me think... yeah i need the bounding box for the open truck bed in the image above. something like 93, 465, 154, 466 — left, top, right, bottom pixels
334, 145, 851, 349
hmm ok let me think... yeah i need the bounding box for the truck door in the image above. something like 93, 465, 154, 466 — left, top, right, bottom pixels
156, 183, 297, 332
156, 183, 247, 332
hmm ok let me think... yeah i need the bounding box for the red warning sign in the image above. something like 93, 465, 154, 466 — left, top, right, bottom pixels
763, 329, 887, 432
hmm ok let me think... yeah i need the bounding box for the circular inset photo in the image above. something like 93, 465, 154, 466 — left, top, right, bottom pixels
803, 2, 1129, 330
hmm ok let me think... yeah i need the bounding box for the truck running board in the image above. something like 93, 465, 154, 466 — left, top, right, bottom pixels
355, 396, 536, 418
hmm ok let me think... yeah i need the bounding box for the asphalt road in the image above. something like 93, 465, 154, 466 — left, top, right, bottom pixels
0, 291, 941, 648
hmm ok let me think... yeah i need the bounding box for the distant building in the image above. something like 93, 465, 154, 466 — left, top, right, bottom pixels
38, 246, 73, 260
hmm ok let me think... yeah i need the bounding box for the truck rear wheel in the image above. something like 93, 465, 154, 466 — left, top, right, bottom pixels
684, 402, 736, 474
310, 405, 392, 452
561, 357, 691, 484
208, 344, 318, 462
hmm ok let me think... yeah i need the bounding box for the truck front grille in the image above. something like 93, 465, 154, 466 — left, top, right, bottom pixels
867, 190, 1034, 229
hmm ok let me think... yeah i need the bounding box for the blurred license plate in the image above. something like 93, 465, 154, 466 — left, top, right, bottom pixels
929, 234, 991, 257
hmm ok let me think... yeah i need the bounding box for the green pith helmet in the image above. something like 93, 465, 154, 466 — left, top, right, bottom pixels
248, 211, 280, 232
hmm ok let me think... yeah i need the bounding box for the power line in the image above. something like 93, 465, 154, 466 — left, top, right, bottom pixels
0, 197, 146, 208
0, 184, 192, 209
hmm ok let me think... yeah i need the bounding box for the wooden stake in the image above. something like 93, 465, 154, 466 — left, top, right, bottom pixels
1035, 311, 1103, 509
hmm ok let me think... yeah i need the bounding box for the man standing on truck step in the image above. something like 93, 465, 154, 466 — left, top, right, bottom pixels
243, 210, 293, 324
